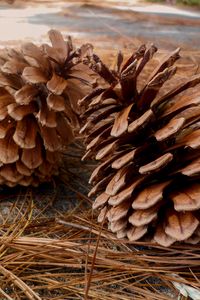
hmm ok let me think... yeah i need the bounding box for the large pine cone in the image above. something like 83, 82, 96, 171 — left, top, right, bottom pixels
80, 45, 200, 247
0, 30, 92, 187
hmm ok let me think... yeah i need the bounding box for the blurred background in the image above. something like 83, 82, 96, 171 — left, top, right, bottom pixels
0, 0, 200, 53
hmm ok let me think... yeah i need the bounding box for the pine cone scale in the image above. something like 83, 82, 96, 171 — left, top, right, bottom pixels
47, 94, 65, 111
172, 183, 200, 211
15, 84, 38, 105
46, 73, 68, 95
0, 131, 19, 164
23, 67, 48, 84
165, 211, 199, 241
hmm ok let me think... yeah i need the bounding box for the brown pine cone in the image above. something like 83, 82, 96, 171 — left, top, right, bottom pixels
0, 30, 92, 187
79, 45, 200, 247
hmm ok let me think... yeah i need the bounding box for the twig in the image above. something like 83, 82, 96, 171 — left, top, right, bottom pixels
56, 218, 115, 240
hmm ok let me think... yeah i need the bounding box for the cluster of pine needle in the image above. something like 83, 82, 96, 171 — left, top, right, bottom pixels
0, 188, 199, 300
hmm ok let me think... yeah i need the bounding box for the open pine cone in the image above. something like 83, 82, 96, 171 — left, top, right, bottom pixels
0, 30, 92, 187
79, 45, 200, 247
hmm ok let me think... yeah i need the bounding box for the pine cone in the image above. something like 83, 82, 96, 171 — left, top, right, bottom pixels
0, 30, 92, 187
80, 45, 200, 247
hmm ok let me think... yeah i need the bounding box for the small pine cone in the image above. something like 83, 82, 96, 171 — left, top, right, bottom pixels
80, 45, 200, 247
0, 29, 92, 187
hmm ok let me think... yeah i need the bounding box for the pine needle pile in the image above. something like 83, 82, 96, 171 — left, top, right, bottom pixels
0, 191, 200, 300
0, 29, 91, 187
80, 45, 200, 247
